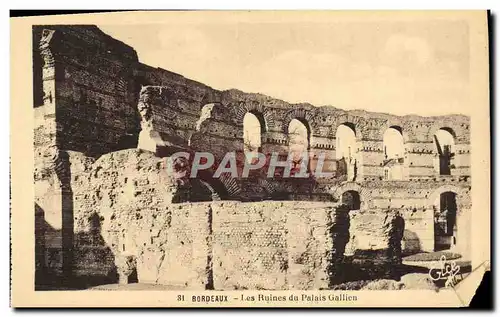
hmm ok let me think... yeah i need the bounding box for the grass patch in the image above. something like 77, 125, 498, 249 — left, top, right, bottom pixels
403, 251, 461, 262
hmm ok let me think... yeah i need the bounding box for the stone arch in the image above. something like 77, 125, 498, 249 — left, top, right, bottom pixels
431, 125, 457, 139
243, 112, 265, 157
285, 117, 313, 173
428, 185, 467, 252
335, 123, 361, 181
288, 118, 311, 152
429, 122, 467, 144
234, 101, 275, 130
383, 126, 405, 159
382, 126, 408, 181
389, 125, 402, 133
433, 127, 456, 176
381, 123, 410, 142
332, 182, 372, 209
341, 190, 361, 210
245, 111, 267, 133
339, 122, 356, 135
335, 123, 357, 159
428, 185, 469, 210
377, 119, 410, 140
335, 121, 360, 140
331, 113, 367, 140
282, 108, 315, 137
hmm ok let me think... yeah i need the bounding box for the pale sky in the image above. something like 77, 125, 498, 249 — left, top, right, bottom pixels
336, 125, 357, 160
383, 128, 405, 159
99, 19, 470, 116
243, 112, 261, 151
434, 129, 455, 153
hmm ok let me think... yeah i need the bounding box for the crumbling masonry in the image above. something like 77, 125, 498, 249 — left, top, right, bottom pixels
33, 26, 471, 289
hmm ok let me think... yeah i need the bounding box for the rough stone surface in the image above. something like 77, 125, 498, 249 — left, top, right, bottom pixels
362, 279, 404, 290
37, 146, 405, 290
57, 149, 353, 290
33, 25, 472, 289
400, 273, 439, 291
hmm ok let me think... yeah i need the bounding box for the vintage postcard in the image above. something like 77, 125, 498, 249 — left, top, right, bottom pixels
10, 10, 490, 307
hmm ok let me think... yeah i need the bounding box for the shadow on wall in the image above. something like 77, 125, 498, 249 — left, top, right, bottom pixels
341, 250, 400, 282
339, 211, 405, 283
72, 212, 126, 287
402, 229, 422, 256
35, 204, 119, 290
34, 203, 47, 286
116, 128, 140, 150
328, 205, 351, 286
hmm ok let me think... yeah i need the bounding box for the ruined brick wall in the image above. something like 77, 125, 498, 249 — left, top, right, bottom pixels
34, 27, 61, 278
33, 25, 140, 157
211, 201, 350, 290
71, 149, 182, 283
332, 179, 471, 255
35, 25, 470, 177
35, 148, 97, 284
211, 201, 288, 290
102, 201, 213, 289
346, 209, 404, 255
65, 148, 214, 288
59, 148, 406, 290
34, 25, 471, 209
33, 25, 472, 288
34, 146, 415, 289
285, 203, 350, 289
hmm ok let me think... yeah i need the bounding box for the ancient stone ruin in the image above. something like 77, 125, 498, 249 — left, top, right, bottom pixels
34, 25, 471, 290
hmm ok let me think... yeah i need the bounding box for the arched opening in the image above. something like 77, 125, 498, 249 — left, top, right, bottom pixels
434, 191, 457, 251
383, 126, 405, 180
243, 112, 265, 162
340, 191, 360, 261
288, 118, 310, 165
336, 123, 357, 181
341, 190, 361, 211
383, 126, 404, 159
434, 128, 455, 176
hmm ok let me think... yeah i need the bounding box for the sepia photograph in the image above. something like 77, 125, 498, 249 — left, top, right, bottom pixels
10, 10, 491, 307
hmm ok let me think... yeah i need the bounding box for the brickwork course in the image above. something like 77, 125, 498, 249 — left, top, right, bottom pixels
34, 25, 471, 290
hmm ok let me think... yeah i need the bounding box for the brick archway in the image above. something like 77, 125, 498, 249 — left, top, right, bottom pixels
234, 101, 275, 131
282, 109, 316, 135
330, 113, 367, 141
428, 185, 469, 210
428, 184, 469, 252
332, 182, 372, 209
